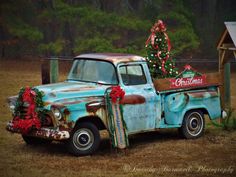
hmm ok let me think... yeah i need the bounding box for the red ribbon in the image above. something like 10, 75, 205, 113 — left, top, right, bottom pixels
145, 32, 158, 49
13, 117, 41, 134
110, 86, 125, 103
161, 61, 166, 73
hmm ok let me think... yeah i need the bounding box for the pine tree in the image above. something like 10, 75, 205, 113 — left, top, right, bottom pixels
146, 20, 178, 78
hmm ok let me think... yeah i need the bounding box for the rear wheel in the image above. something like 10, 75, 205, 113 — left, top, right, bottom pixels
22, 135, 52, 145
179, 110, 205, 139
66, 122, 100, 156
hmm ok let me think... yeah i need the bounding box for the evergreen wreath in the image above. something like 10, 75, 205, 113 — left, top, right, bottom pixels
12, 86, 45, 134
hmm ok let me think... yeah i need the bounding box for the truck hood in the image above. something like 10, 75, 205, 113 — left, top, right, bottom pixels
35, 81, 109, 106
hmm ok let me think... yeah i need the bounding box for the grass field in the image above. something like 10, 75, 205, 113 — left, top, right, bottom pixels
0, 59, 236, 177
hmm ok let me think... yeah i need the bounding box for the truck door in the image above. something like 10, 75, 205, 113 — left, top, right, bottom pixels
118, 63, 160, 134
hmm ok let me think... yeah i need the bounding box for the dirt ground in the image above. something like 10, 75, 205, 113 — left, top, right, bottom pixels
0, 59, 236, 177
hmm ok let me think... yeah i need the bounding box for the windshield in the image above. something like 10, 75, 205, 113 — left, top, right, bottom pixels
68, 59, 118, 85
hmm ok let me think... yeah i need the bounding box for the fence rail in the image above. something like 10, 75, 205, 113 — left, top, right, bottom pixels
41, 56, 236, 63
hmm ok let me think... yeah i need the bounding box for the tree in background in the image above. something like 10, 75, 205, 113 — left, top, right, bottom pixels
0, 1, 43, 58
0, 0, 235, 59
146, 20, 178, 78
0, 0, 150, 58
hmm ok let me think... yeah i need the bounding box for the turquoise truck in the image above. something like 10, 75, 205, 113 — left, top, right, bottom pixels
6, 53, 225, 156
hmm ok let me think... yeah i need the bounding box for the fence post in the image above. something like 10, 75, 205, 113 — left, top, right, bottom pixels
50, 57, 59, 83
41, 59, 50, 84
224, 62, 231, 108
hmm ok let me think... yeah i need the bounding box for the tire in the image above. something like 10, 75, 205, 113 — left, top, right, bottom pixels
66, 122, 100, 156
179, 110, 205, 139
22, 135, 52, 145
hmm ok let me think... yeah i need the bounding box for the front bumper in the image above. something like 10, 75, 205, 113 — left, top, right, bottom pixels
6, 121, 70, 140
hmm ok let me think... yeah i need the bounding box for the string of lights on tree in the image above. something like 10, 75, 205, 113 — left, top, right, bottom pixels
145, 20, 179, 78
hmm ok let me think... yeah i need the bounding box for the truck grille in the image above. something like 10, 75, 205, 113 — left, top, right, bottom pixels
16, 105, 29, 117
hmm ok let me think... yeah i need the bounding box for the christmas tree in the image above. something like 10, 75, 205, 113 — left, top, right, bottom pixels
146, 20, 179, 78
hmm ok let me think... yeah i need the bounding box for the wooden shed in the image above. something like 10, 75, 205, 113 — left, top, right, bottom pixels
217, 22, 236, 108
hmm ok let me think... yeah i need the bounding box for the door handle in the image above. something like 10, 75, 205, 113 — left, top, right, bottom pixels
144, 87, 153, 91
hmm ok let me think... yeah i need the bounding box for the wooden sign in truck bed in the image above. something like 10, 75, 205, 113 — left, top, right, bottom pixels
154, 72, 221, 92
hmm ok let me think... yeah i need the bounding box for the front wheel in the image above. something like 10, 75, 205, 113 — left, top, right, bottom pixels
66, 122, 100, 156
179, 110, 205, 139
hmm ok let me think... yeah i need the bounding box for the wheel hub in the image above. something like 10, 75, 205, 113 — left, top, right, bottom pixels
189, 117, 198, 130
187, 112, 203, 136
73, 128, 94, 151
78, 132, 90, 146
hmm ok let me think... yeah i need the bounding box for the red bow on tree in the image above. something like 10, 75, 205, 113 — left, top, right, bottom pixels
184, 64, 192, 70
155, 20, 166, 32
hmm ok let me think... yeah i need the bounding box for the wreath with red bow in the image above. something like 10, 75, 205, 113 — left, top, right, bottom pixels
12, 87, 44, 134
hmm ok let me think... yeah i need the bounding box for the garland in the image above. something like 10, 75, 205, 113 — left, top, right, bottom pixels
105, 86, 129, 149
12, 86, 44, 134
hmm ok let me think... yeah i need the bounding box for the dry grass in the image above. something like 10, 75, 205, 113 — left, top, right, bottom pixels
0, 59, 236, 177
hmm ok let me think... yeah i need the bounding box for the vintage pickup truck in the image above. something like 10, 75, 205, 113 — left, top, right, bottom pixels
6, 53, 224, 156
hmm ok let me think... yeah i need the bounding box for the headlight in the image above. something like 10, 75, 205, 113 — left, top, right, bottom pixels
23, 102, 30, 107
9, 103, 15, 113
7, 96, 17, 113
51, 107, 63, 120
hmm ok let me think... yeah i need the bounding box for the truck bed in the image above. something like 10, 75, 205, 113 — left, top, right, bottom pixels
153, 72, 221, 93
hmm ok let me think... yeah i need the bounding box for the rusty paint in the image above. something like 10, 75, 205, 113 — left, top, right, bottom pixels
51, 104, 66, 109
108, 57, 145, 65
63, 108, 70, 115
120, 95, 146, 105
184, 93, 190, 103
56, 97, 101, 105
44, 102, 51, 106
51, 106, 70, 119
67, 121, 75, 129
58, 124, 71, 131
188, 91, 218, 98
6, 121, 70, 140
61, 100, 83, 105
58, 117, 75, 131
41, 128, 68, 139
60, 86, 97, 92
207, 91, 219, 97
86, 101, 105, 114
75, 53, 145, 65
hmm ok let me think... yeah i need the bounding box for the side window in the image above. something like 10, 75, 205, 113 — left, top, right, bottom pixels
119, 65, 147, 85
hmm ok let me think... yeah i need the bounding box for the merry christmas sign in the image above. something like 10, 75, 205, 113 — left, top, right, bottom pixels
169, 65, 207, 89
